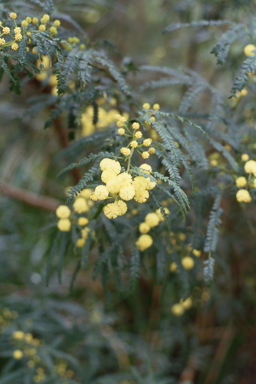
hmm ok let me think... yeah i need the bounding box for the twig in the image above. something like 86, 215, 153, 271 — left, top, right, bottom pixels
0, 180, 61, 211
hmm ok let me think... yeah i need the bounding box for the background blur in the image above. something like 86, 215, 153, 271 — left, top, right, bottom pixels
1, 1, 256, 383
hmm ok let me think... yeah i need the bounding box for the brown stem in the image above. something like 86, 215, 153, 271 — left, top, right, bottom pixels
0, 180, 61, 211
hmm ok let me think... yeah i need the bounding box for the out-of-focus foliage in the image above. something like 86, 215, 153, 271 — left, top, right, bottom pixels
1, 0, 256, 383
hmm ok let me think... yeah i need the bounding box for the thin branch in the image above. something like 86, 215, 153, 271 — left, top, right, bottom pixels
0, 181, 61, 211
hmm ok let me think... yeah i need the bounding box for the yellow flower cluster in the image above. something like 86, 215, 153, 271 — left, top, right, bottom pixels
11, 329, 43, 378
116, 113, 156, 160
0, 306, 18, 333
136, 207, 170, 251
54, 361, 75, 379
234, 158, 256, 203
0, 13, 62, 53
171, 297, 193, 316
56, 188, 93, 236
81, 103, 122, 137
244, 44, 256, 56
91, 159, 156, 219
136, 234, 153, 251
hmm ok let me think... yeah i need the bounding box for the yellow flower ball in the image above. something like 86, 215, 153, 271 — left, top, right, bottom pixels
3, 27, 10, 34
143, 103, 150, 109
39, 24, 46, 31
11, 43, 19, 51
140, 163, 152, 174
119, 185, 135, 201
192, 249, 201, 257
134, 188, 149, 203
101, 169, 117, 183
94, 185, 109, 200
136, 234, 153, 251
10, 12, 17, 19
106, 177, 121, 194
241, 153, 249, 162
78, 217, 89, 226
145, 212, 159, 227
103, 202, 119, 219
181, 297, 192, 310
32, 48, 38, 54
13, 350, 23, 360
142, 151, 150, 159
210, 159, 218, 167
150, 116, 156, 122
54, 20, 61, 26
79, 189, 92, 199
148, 147, 155, 155
120, 147, 130, 156
99, 158, 121, 174
32, 17, 38, 25
73, 197, 89, 213
117, 172, 132, 186
236, 189, 252, 203
14, 27, 21, 34
171, 303, 184, 316
21, 20, 28, 27
130, 140, 138, 148
49, 26, 57, 35
153, 103, 160, 110
133, 176, 148, 190
26, 17, 32, 23
13, 331, 24, 340
179, 233, 186, 241
143, 138, 152, 147
181, 256, 194, 270
57, 219, 71, 232
244, 160, 256, 174
170, 262, 177, 272
132, 122, 140, 130
15, 33, 22, 41
139, 222, 150, 234
118, 128, 125, 135
0, 38, 5, 45
236, 176, 247, 188
56, 205, 71, 219
43, 14, 50, 21
77, 238, 85, 248
244, 44, 256, 56
135, 131, 142, 139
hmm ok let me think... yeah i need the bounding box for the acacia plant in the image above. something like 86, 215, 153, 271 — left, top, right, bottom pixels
1, 0, 256, 382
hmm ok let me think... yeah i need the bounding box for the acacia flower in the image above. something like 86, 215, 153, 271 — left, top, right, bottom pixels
145, 213, 159, 227
132, 122, 140, 130
135, 131, 142, 138
56, 205, 71, 219
119, 185, 135, 201
236, 189, 252, 203
57, 219, 71, 232
94, 185, 109, 200
130, 140, 138, 148
142, 151, 150, 159
139, 222, 150, 233
136, 234, 153, 251
120, 147, 130, 156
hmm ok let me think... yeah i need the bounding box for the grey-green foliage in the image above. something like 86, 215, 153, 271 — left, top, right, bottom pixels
0, 0, 249, 300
